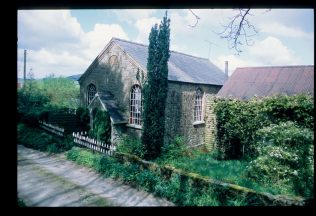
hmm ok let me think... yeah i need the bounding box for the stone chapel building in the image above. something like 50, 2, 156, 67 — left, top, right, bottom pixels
79, 38, 227, 148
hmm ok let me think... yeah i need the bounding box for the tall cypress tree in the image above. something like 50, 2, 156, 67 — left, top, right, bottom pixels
142, 12, 170, 160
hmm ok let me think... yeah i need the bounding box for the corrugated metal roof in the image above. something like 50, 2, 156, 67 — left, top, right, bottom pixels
217, 66, 314, 99
113, 38, 226, 85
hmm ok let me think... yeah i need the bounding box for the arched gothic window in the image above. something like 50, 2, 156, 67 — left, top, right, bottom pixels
194, 88, 203, 122
129, 85, 142, 126
87, 84, 97, 105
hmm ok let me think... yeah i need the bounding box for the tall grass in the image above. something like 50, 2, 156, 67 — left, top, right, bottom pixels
66, 147, 267, 206
158, 149, 297, 197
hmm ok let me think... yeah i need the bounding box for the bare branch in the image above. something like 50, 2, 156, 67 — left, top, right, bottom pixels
188, 9, 200, 28
187, 9, 270, 54
217, 9, 260, 55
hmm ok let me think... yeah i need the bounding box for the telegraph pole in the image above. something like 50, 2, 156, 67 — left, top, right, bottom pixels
23, 50, 27, 83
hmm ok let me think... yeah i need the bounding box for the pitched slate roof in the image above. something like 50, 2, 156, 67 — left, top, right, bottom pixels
217, 65, 314, 99
80, 38, 226, 85
115, 38, 227, 85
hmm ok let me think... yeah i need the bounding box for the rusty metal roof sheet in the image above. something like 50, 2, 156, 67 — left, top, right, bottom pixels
217, 66, 314, 99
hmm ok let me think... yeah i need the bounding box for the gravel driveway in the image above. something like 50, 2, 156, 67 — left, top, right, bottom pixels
17, 145, 174, 207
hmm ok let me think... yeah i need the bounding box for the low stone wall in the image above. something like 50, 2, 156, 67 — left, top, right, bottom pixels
113, 151, 311, 206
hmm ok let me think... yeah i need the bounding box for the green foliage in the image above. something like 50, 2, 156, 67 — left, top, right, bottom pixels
67, 146, 305, 205
76, 107, 90, 131
89, 109, 111, 143
246, 121, 314, 197
18, 76, 80, 130
215, 94, 314, 159
18, 80, 50, 127
18, 123, 74, 153
116, 136, 145, 158
156, 136, 192, 163
38, 76, 80, 109
262, 94, 314, 129
18, 199, 26, 207
142, 12, 171, 160
135, 169, 159, 193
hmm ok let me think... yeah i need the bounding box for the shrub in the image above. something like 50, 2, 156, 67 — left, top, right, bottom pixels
262, 94, 314, 129
18, 123, 74, 153
157, 136, 191, 163
89, 109, 111, 143
67, 147, 81, 161
18, 199, 26, 207
215, 94, 314, 160
246, 121, 314, 197
116, 136, 145, 158
135, 169, 159, 192
76, 107, 90, 131
215, 98, 266, 159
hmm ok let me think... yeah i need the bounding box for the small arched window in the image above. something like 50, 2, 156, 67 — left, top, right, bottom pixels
129, 85, 142, 126
194, 88, 203, 122
87, 84, 97, 105
108, 55, 119, 68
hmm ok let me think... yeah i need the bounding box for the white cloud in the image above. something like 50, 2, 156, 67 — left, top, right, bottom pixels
249, 36, 300, 65
134, 17, 161, 44
18, 10, 84, 50
259, 22, 313, 39
18, 10, 129, 79
17, 48, 90, 79
213, 36, 302, 76
114, 9, 157, 24
82, 23, 129, 59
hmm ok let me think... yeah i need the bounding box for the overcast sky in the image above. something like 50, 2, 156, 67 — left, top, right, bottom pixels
17, 9, 314, 79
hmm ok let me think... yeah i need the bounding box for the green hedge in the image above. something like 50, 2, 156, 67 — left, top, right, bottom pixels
214, 94, 314, 159
18, 123, 74, 153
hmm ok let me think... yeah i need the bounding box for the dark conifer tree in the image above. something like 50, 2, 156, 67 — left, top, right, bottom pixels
142, 12, 170, 160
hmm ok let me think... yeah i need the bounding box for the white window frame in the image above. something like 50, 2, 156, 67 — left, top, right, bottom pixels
193, 88, 204, 124
129, 85, 142, 127
87, 84, 97, 105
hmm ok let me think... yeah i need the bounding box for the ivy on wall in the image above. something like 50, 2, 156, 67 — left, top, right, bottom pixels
89, 109, 111, 143
214, 94, 314, 160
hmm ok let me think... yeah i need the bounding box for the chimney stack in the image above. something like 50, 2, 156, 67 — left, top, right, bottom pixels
225, 61, 228, 78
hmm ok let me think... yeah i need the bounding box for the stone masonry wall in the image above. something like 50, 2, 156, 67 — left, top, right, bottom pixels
79, 42, 146, 141
204, 95, 218, 151
79, 41, 223, 148
164, 81, 221, 148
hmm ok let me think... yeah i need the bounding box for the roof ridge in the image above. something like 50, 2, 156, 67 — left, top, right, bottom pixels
236, 65, 314, 69
112, 37, 210, 61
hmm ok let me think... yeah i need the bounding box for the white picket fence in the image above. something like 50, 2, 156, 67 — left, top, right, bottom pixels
39, 120, 64, 137
72, 132, 115, 156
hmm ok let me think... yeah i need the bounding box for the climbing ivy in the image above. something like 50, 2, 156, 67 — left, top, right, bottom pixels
214, 94, 314, 160
89, 109, 111, 143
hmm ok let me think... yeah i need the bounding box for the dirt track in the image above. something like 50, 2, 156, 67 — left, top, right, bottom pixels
17, 145, 174, 207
